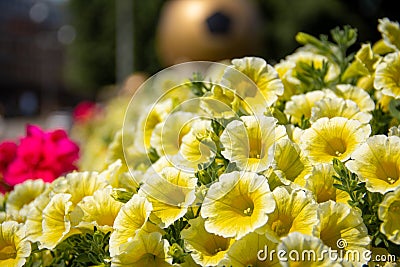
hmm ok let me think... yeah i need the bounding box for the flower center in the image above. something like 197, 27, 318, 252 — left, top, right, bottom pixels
325, 137, 346, 157
389, 200, 400, 212
249, 137, 262, 159
0, 245, 17, 260
271, 216, 291, 237
232, 194, 254, 217
376, 161, 399, 185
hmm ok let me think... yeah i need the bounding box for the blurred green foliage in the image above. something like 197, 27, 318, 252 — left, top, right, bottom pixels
65, 0, 398, 95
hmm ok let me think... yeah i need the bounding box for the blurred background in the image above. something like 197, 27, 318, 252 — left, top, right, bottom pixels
0, 0, 399, 140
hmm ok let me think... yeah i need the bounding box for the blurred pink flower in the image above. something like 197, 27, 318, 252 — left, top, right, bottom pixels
72, 101, 101, 123
2, 125, 80, 187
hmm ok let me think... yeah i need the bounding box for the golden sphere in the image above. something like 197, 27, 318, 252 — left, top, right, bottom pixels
156, 0, 263, 66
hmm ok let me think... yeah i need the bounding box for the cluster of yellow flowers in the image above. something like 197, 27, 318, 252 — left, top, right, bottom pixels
2, 18, 400, 266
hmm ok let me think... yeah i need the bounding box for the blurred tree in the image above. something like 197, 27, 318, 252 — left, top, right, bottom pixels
65, 0, 399, 96
66, 0, 164, 96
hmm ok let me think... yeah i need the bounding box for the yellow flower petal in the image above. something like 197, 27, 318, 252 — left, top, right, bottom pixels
316, 200, 370, 265
0, 221, 30, 267
109, 194, 154, 256
38, 193, 81, 250
181, 216, 233, 266
139, 167, 197, 227
201, 171, 275, 239
220, 115, 288, 172
378, 186, 400, 244
374, 52, 400, 98
219, 232, 280, 266
111, 232, 172, 267
301, 117, 371, 164
261, 186, 318, 242
346, 135, 400, 193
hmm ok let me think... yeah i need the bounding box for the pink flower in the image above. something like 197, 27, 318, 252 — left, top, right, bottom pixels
3, 125, 80, 186
0, 141, 17, 174
72, 101, 101, 123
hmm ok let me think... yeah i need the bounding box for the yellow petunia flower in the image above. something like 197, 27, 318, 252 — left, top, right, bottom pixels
201, 85, 240, 119
374, 52, 400, 98
150, 111, 196, 157
76, 188, 123, 233
378, 18, 400, 51
139, 166, 197, 227
346, 135, 400, 193
218, 232, 280, 267
25, 191, 51, 243
111, 232, 172, 267
51, 170, 110, 205
304, 163, 350, 204
178, 119, 217, 171
284, 90, 326, 125
38, 193, 81, 250
378, 185, 400, 244
277, 232, 342, 266
224, 57, 284, 108
220, 115, 288, 172
316, 200, 370, 265
260, 186, 319, 243
201, 171, 275, 240
181, 216, 234, 266
138, 98, 175, 149
342, 44, 381, 90
331, 84, 375, 113
109, 194, 156, 257
275, 60, 301, 101
300, 117, 371, 164
5, 179, 49, 223
0, 221, 30, 267
310, 97, 372, 124
285, 50, 341, 84
272, 139, 312, 187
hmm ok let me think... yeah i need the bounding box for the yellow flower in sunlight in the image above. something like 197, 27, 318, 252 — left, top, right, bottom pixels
201, 171, 275, 240
181, 216, 234, 266
310, 97, 372, 124
220, 115, 288, 172
51, 170, 109, 205
304, 163, 350, 204
378, 186, 400, 244
219, 232, 280, 267
331, 84, 375, 112
6, 179, 49, 222
261, 186, 318, 242
109, 194, 156, 257
150, 111, 196, 157
38, 193, 81, 250
346, 135, 400, 193
300, 117, 371, 164
201, 85, 241, 119
179, 119, 217, 170
139, 166, 197, 227
138, 98, 175, 148
76, 188, 123, 233
272, 139, 312, 187
286, 50, 341, 84
226, 57, 284, 107
0, 221, 30, 267
25, 192, 50, 243
278, 232, 341, 266
275, 60, 300, 101
284, 90, 326, 124
378, 18, 400, 51
374, 52, 400, 98
342, 44, 381, 89
111, 232, 172, 267
316, 201, 370, 264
